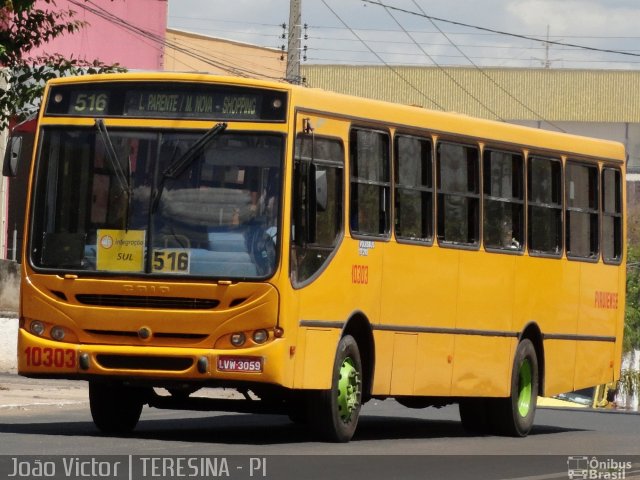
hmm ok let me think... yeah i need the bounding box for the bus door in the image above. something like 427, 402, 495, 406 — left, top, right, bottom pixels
290, 112, 364, 390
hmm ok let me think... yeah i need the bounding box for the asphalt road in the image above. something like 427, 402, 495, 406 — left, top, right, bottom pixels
1, 379, 639, 479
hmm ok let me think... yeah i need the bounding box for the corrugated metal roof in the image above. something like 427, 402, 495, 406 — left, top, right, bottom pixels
301, 65, 640, 123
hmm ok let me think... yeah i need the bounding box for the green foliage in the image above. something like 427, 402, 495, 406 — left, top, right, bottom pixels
624, 203, 640, 352
0, 0, 125, 129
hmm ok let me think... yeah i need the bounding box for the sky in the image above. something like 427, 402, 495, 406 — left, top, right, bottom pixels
167, 0, 640, 70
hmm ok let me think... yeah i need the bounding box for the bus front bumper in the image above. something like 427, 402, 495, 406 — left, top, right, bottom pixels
17, 328, 288, 386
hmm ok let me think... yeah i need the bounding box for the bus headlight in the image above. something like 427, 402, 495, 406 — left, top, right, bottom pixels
30, 320, 45, 337
230, 332, 246, 347
252, 329, 269, 344
50, 326, 65, 341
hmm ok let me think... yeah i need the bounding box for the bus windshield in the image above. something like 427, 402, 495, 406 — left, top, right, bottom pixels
30, 126, 283, 278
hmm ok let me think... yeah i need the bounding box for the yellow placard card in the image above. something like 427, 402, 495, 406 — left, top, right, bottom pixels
96, 229, 146, 272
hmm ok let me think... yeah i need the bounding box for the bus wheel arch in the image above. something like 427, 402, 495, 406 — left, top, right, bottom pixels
520, 322, 545, 396
342, 313, 375, 402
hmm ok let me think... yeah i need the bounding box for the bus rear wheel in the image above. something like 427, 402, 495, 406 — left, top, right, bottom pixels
309, 335, 363, 442
494, 338, 539, 436
89, 381, 147, 434
459, 398, 491, 434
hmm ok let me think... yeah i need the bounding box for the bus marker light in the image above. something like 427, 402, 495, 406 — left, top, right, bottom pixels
197, 356, 208, 374
79, 353, 90, 370
274, 327, 284, 338
50, 326, 65, 341
252, 329, 268, 344
30, 321, 45, 337
230, 332, 246, 347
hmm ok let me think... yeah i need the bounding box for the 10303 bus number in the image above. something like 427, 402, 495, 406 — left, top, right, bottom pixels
24, 347, 75, 368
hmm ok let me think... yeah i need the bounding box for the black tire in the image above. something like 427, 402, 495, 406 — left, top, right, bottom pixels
493, 339, 539, 436
459, 398, 492, 434
309, 335, 363, 442
89, 381, 147, 434
286, 391, 310, 425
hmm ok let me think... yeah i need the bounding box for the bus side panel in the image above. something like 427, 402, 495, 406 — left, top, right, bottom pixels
389, 333, 418, 395
293, 237, 384, 389
413, 332, 455, 396
297, 327, 341, 389
543, 339, 577, 396
450, 251, 514, 397
515, 256, 579, 396
573, 262, 619, 390
379, 244, 458, 396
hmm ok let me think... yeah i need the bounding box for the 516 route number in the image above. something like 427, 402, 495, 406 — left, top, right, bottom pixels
73, 93, 108, 113
152, 249, 190, 274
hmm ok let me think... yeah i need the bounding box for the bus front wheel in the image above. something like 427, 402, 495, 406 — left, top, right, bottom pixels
309, 335, 363, 442
494, 338, 539, 436
89, 381, 147, 434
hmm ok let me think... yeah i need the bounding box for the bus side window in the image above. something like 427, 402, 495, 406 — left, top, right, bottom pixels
483, 149, 524, 251
291, 134, 344, 285
349, 128, 391, 237
436, 141, 480, 246
602, 167, 622, 264
528, 156, 563, 256
395, 134, 433, 244
566, 161, 599, 260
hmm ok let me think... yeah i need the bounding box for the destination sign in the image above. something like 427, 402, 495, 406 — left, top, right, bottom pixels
124, 91, 261, 119
45, 82, 287, 122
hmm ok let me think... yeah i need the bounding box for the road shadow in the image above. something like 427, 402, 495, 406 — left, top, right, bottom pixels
0, 411, 581, 446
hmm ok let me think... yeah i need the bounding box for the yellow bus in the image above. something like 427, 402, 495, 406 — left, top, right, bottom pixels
12, 72, 626, 442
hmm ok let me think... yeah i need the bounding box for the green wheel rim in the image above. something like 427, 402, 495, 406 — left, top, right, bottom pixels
337, 357, 361, 423
517, 359, 533, 417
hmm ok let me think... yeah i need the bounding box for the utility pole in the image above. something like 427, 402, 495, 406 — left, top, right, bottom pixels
286, 0, 302, 84
543, 25, 551, 69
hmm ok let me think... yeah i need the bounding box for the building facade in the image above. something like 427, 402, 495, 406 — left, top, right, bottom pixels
1, 0, 168, 259
303, 65, 640, 204
164, 28, 286, 80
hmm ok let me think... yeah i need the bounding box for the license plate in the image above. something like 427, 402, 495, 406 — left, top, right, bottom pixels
217, 356, 263, 373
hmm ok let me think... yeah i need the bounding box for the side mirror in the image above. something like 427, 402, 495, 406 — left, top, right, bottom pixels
3, 136, 22, 177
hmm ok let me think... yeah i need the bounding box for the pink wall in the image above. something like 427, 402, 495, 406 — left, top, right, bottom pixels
27, 0, 167, 70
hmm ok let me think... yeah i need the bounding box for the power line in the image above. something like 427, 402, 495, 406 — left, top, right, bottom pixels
408, 0, 566, 132
361, 0, 640, 59
375, 0, 503, 120
319, 0, 445, 111
68, 0, 286, 81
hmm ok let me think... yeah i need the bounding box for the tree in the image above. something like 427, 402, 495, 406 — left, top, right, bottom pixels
624, 201, 640, 352
0, 0, 125, 129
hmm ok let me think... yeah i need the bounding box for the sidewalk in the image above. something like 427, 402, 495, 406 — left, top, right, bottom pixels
0, 373, 88, 412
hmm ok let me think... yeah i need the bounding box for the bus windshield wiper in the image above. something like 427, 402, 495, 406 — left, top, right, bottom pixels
95, 119, 132, 228
151, 122, 227, 213
163, 122, 227, 179
95, 118, 130, 193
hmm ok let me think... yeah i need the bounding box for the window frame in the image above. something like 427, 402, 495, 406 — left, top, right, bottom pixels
482, 147, 525, 254
436, 140, 481, 250
349, 126, 392, 240
291, 132, 346, 288
394, 132, 434, 246
527, 154, 564, 258
565, 160, 600, 262
601, 165, 623, 265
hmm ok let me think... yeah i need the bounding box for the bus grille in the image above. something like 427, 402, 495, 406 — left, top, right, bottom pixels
95, 354, 193, 371
85, 329, 208, 340
76, 294, 220, 310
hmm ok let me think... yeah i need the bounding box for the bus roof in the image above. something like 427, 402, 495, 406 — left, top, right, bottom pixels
45, 72, 626, 164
